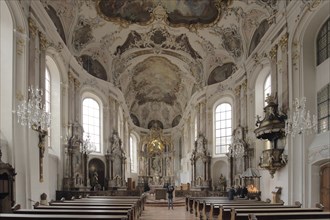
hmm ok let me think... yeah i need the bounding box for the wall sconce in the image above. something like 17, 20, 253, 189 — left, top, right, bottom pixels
16, 86, 51, 182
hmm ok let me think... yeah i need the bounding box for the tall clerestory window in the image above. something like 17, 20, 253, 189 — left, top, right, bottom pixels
264, 74, 271, 106
45, 67, 51, 148
317, 83, 330, 133
82, 98, 100, 153
317, 18, 330, 65
215, 103, 232, 154
130, 134, 137, 173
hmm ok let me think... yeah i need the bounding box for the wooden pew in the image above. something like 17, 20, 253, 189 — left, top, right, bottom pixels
85, 195, 147, 210
60, 196, 143, 216
186, 196, 227, 215
246, 212, 330, 220
0, 213, 129, 219
47, 203, 137, 219
201, 198, 270, 219
199, 198, 270, 219
231, 208, 324, 220
211, 201, 298, 220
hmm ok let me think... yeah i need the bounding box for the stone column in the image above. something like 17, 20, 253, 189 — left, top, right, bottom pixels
28, 17, 38, 86
234, 85, 241, 127
240, 80, 248, 128
269, 44, 278, 96
279, 33, 289, 112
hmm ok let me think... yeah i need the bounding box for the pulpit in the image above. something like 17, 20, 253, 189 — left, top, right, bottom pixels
0, 150, 16, 213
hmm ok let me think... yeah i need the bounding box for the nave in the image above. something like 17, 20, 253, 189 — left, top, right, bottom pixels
0, 0, 330, 218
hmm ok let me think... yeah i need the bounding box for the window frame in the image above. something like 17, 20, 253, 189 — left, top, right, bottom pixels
263, 74, 271, 106
214, 102, 232, 155
82, 96, 102, 154
130, 134, 138, 173
45, 66, 51, 148
317, 18, 330, 65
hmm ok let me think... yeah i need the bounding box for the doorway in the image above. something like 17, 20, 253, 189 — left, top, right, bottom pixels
320, 162, 330, 211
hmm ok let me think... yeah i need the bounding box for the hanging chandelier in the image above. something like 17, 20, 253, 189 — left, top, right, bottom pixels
285, 97, 317, 137
16, 86, 51, 131
80, 134, 96, 154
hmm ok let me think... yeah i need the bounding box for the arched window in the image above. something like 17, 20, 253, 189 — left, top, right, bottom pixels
317, 83, 330, 133
82, 98, 101, 153
130, 134, 137, 173
45, 67, 51, 148
317, 18, 330, 65
46, 55, 62, 156
215, 103, 232, 154
264, 74, 271, 106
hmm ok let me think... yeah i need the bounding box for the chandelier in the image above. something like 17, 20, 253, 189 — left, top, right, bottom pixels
80, 134, 96, 154
285, 97, 317, 137
227, 144, 245, 158
16, 86, 51, 131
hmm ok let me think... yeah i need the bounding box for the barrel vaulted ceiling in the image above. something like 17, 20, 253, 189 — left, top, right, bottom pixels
41, 0, 277, 129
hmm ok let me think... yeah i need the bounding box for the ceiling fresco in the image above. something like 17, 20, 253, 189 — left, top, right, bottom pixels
42, 0, 278, 129
96, 0, 230, 26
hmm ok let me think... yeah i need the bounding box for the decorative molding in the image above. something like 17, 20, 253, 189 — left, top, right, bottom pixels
308, 144, 330, 164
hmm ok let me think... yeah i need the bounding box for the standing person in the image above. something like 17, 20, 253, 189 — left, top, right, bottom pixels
166, 184, 174, 210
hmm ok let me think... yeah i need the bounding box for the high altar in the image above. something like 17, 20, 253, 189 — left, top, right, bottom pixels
138, 127, 174, 193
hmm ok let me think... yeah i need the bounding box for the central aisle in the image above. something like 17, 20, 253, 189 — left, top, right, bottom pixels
140, 205, 199, 220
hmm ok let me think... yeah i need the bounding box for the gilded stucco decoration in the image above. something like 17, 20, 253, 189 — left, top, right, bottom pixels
114, 28, 201, 60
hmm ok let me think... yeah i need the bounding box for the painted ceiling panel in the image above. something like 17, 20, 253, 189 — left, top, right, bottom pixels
42, 0, 277, 129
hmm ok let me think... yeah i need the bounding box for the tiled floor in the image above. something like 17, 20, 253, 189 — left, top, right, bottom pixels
140, 205, 199, 220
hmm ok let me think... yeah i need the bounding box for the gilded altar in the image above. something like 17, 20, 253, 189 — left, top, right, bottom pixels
138, 127, 174, 188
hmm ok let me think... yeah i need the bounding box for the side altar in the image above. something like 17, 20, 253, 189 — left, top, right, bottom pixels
138, 127, 174, 198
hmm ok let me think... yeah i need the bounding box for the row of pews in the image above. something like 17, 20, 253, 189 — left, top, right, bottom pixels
0, 194, 146, 219
186, 196, 330, 220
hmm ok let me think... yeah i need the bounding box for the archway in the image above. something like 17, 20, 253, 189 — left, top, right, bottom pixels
88, 158, 105, 190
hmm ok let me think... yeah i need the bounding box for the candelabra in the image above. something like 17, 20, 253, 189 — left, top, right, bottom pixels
81, 134, 95, 186
16, 86, 51, 182
285, 97, 317, 137
16, 86, 51, 131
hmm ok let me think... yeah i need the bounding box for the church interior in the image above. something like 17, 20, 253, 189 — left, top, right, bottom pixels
0, 0, 329, 219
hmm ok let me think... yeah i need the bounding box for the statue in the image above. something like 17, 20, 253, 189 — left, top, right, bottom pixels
218, 174, 227, 191
90, 171, 99, 190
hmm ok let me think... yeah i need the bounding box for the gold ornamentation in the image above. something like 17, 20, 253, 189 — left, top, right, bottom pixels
235, 85, 241, 96
16, 91, 24, 101
269, 44, 278, 59
16, 38, 25, 55
39, 32, 50, 50
279, 33, 289, 49
28, 17, 38, 38
74, 79, 81, 89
